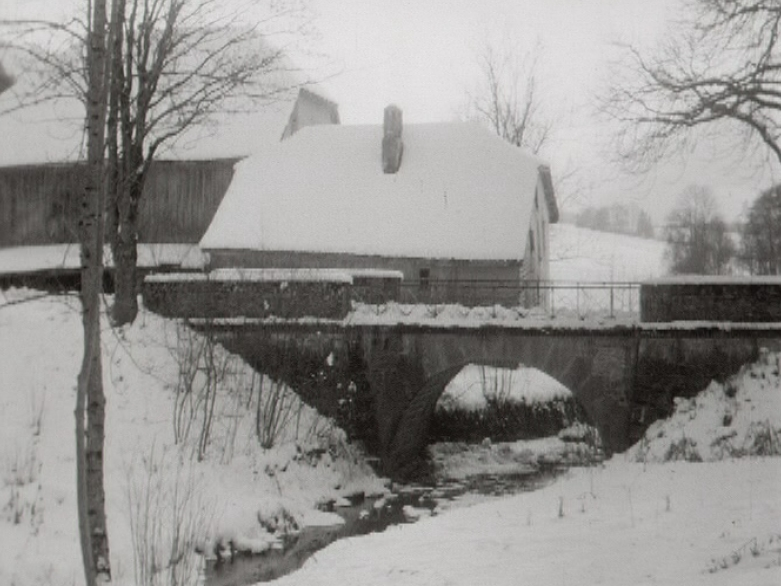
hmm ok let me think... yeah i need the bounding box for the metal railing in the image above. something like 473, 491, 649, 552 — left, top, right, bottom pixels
352, 279, 642, 320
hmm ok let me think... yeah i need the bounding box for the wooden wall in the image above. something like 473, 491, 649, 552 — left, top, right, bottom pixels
0, 158, 238, 246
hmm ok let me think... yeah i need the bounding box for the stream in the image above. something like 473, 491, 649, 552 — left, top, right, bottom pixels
204, 465, 565, 586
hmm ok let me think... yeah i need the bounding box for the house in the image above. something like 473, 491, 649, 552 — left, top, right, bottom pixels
199, 105, 558, 306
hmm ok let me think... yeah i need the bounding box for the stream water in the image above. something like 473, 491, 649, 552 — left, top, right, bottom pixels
204, 466, 564, 586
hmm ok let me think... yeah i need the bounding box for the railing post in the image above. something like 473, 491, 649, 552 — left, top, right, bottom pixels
551, 283, 555, 318
576, 284, 580, 318
610, 285, 615, 318
537, 279, 541, 310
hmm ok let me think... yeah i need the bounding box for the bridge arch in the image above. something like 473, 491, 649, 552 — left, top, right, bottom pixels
361, 328, 637, 478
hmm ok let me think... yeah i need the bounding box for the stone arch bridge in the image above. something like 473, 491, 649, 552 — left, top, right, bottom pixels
197, 319, 781, 480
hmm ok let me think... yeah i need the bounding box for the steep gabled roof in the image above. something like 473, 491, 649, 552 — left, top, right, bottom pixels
0, 70, 337, 165
201, 121, 554, 261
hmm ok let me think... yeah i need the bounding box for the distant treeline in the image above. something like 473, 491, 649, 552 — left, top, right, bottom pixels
567, 203, 655, 239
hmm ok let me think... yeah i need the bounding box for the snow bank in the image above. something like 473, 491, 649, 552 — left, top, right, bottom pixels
430, 436, 595, 480
0, 292, 386, 586
629, 348, 781, 463
270, 456, 781, 586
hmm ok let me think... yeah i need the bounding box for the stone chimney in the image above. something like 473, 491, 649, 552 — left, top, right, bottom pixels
0, 62, 14, 96
382, 104, 403, 174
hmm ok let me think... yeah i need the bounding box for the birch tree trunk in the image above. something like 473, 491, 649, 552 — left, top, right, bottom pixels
77, 0, 112, 583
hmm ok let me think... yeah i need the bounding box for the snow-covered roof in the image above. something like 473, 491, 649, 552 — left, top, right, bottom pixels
200, 121, 551, 260
644, 275, 781, 285
0, 80, 336, 165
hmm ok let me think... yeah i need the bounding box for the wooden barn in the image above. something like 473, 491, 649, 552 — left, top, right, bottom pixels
200, 105, 558, 306
0, 158, 238, 247
0, 88, 340, 250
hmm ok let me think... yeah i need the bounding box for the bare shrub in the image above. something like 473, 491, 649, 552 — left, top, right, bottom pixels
126, 445, 213, 586
169, 322, 339, 458
29, 388, 45, 438
298, 410, 340, 451
2, 440, 42, 528
477, 364, 516, 406
170, 323, 234, 461
664, 436, 702, 462
1, 387, 46, 524
247, 370, 306, 450
216, 366, 255, 465
743, 421, 781, 456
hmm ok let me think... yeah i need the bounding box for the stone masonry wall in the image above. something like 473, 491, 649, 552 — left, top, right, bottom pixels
641, 280, 781, 322
143, 276, 351, 320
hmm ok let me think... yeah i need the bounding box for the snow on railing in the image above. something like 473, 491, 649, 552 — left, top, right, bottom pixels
386, 280, 641, 320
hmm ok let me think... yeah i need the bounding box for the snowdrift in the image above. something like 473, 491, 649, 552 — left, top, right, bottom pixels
629, 348, 781, 462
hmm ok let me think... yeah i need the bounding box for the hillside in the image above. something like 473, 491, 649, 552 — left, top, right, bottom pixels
550, 223, 667, 282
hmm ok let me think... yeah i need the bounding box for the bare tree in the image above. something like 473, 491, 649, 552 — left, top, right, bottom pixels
2, 0, 313, 325
106, 0, 308, 324
739, 183, 781, 274
77, 1, 112, 583
1, 8, 113, 584
465, 41, 552, 154
2, 2, 310, 581
664, 184, 735, 275
636, 209, 655, 239
604, 0, 781, 171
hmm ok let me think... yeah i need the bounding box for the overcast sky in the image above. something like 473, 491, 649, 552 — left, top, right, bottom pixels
2, 0, 780, 223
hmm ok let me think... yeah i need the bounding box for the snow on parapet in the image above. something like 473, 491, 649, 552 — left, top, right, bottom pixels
143, 267, 404, 284
345, 269, 403, 280
145, 267, 354, 284
200, 122, 548, 260
644, 275, 781, 285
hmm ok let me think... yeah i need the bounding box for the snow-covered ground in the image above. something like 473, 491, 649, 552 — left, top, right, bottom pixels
1, 290, 779, 585
3, 227, 780, 586
263, 340, 781, 586
269, 457, 780, 586
549, 223, 667, 282
0, 291, 387, 586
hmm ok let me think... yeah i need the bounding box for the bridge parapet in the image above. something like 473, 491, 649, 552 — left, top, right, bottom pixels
641, 277, 781, 322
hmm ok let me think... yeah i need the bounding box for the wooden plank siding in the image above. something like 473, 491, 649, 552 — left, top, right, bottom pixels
0, 158, 239, 246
